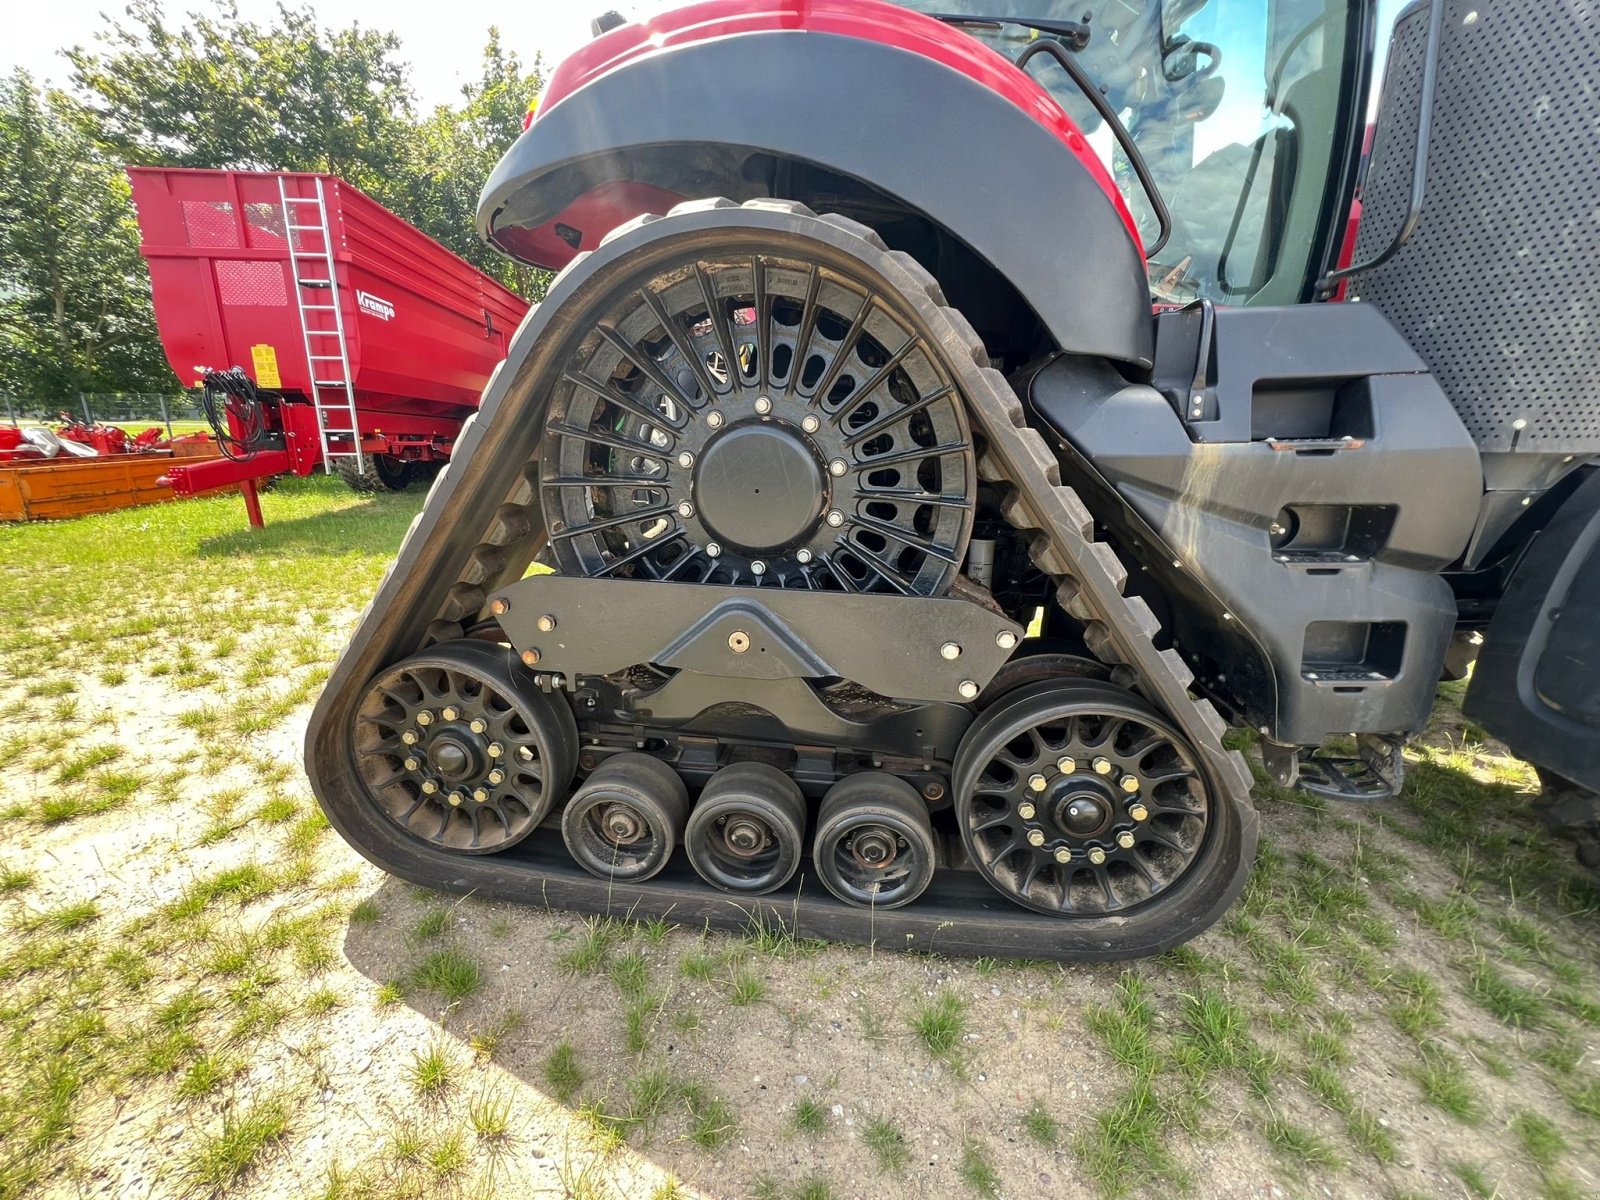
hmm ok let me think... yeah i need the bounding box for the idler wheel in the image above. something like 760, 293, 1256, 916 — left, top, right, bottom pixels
561, 752, 689, 882
813, 773, 936, 909
685, 762, 807, 894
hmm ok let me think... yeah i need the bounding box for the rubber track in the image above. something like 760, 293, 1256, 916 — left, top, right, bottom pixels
305, 198, 1256, 960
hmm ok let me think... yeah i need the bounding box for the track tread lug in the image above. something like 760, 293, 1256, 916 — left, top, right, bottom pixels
1158, 647, 1196, 690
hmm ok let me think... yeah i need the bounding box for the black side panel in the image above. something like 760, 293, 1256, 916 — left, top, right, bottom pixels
476, 31, 1152, 368
1031, 303, 1482, 745
1466, 470, 1600, 791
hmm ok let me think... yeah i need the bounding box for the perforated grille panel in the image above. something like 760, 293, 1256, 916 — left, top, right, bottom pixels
1353, 0, 1600, 453
180, 200, 238, 248
216, 260, 287, 307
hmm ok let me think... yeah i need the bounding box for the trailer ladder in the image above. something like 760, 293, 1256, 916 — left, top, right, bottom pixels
278, 175, 364, 473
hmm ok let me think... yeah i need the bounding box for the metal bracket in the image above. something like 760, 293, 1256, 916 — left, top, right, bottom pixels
493, 576, 1023, 704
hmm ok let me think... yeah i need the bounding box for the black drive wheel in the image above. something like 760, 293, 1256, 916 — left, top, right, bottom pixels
352, 639, 578, 853
538, 229, 977, 595
685, 762, 807, 894
954, 679, 1224, 917
813, 773, 937, 909
336, 453, 415, 493
561, 753, 689, 883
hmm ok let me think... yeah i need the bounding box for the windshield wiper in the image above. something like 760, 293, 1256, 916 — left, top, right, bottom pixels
926, 13, 1094, 48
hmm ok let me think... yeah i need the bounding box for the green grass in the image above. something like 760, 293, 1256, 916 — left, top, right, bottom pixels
184, 1094, 292, 1192
541, 1041, 585, 1104
791, 1095, 830, 1136
1511, 1110, 1566, 1169
1074, 1074, 1186, 1198
407, 1039, 457, 1097
682, 1084, 738, 1150
910, 989, 968, 1062
412, 908, 449, 940
1407, 1043, 1483, 1124
958, 1141, 1001, 1197
862, 1116, 909, 1171
1467, 958, 1547, 1028
408, 947, 481, 1002
727, 964, 766, 1006
1022, 1098, 1060, 1146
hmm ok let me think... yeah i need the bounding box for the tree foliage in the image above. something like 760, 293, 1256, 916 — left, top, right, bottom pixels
0, 4, 545, 397
0, 72, 171, 397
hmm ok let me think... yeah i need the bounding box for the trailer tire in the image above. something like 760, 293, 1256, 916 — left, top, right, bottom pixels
335, 455, 415, 494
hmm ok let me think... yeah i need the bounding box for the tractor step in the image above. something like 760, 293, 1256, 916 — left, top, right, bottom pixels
1295, 735, 1406, 802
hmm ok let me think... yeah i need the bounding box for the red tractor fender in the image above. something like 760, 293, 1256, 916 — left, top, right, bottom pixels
478, 0, 1154, 368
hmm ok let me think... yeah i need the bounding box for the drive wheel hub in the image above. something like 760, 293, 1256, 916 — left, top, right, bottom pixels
428, 735, 479, 782
695, 422, 823, 552
1057, 789, 1112, 838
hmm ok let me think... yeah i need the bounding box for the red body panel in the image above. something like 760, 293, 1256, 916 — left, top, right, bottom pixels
128, 168, 528, 409
526, 0, 1139, 261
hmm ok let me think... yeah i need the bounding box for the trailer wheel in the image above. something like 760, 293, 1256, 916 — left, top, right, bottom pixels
335, 454, 416, 493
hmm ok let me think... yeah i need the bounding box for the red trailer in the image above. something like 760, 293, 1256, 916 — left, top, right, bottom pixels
128, 168, 529, 524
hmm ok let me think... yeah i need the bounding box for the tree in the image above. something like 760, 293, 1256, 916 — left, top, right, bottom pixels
402, 29, 548, 296
0, 71, 172, 398
67, 1, 416, 199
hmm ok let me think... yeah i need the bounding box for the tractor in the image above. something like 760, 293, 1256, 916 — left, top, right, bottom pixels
304, 0, 1600, 959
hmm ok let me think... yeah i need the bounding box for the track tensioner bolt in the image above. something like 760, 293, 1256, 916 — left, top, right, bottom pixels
470, 718, 487, 734
996, 630, 1018, 650
1027, 829, 1046, 847
1017, 802, 1037, 820
1028, 773, 1048, 793
521, 649, 541, 667
1054, 847, 1073, 864
1088, 847, 1108, 865
1117, 831, 1136, 850
537, 614, 557, 632
1092, 757, 1113, 775
1119, 774, 1140, 794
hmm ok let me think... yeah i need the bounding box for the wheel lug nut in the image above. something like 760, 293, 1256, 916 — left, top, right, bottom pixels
487, 742, 504, 758
1057, 756, 1076, 774
997, 630, 1018, 650
826, 509, 845, 528
1119, 775, 1140, 794
828, 458, 849, 477
473, 788, 489, 803
442, 706, 459, 721
1129, 803, 1149, 822
801, 414, 820, 433
751, 560, 766, 576
1028, 773, 1048, 793
487, 769, 504, 785
678, 451, 694, 469
403, 756, 420, 772
421, 780, 438, 795
1092, 757, 1113, 775
416, 710, 433, 726
401, 730, 419, 745
469, 718, 487, 734
1054, 847, 1073, 864
705, 410, 724, 429
706, 542, 722, 558
1017, 802, 1036, 820
1117, 831, 1136, 850
521, 648, 541, 666
754, 396, 772, 414
1027, 829, 1046, 847
940, 642, 962, 660
448, 791, 464, 807
1088, 847, 1107, 865
958, 680, 979, 700
537, 614, 557, 632
796, 548, 813, 564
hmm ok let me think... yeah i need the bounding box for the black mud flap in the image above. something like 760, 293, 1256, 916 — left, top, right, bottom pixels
305, 200, 1257, 961
1467, 469, 1600, 792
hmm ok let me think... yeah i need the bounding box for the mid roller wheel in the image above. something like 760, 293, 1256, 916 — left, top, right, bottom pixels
352, 640, 578, 853
813, 773, 937, 909
685, 762, 807, 894
561, 753, 689, 882
954, 680, 1216, 916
